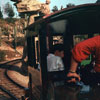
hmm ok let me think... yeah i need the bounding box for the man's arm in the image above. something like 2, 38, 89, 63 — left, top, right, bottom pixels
69, 56, 78, 72
67, 57, 81, 82
67, 36, 99, 82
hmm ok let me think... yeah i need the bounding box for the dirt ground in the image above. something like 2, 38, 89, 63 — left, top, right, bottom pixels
0, 39, 24, 63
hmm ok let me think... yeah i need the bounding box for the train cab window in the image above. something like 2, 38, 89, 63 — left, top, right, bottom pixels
35, 37, 40, 64
73, 34, 91, 66
94, 33, 100, 36
53, 36, 63, 44
48, 20, 68, 35
73, 34, 88, 45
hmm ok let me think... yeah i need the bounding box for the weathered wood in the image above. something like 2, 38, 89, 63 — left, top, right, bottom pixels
28, 66, 41, 100
28, 66, 41, 87
54, 85, 81, 100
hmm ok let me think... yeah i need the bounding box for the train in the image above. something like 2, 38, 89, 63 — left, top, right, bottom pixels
24, 3, 100, 100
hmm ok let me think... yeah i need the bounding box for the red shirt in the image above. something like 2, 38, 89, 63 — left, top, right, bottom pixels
72, 35, 100, 72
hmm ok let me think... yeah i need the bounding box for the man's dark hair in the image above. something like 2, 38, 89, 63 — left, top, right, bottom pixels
50, 43, 64, 54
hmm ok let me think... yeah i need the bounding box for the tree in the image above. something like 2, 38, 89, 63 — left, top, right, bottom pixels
52, 6, 58, 12
66, 3, 75, 8
4, 2, 15, 18
61, 5, 63, 10
96, 0, 100, 3
0, 7, 3, 18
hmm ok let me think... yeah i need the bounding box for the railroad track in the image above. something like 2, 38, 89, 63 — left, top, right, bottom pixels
0, 59, 26, 100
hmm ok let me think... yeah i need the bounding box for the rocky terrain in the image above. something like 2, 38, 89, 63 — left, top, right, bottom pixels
0, 18, 25, 63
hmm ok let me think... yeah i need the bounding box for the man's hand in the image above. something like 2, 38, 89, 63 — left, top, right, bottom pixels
67, 72, 81, 83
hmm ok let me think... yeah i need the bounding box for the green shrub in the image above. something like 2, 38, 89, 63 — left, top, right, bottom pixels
5, 18, 18, 24
0, 51, 6, 61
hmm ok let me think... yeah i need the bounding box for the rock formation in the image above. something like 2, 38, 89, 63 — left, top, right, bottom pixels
16, 0, 42, 13
13, 0, 51, 24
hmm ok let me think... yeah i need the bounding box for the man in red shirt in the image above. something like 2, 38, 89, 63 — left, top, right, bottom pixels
67, 35, 100, 82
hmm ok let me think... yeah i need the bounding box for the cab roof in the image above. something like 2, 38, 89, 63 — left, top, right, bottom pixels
25, 3, 100, 35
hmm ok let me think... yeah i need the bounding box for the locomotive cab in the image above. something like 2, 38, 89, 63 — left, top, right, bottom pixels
25, 3, 100, 100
